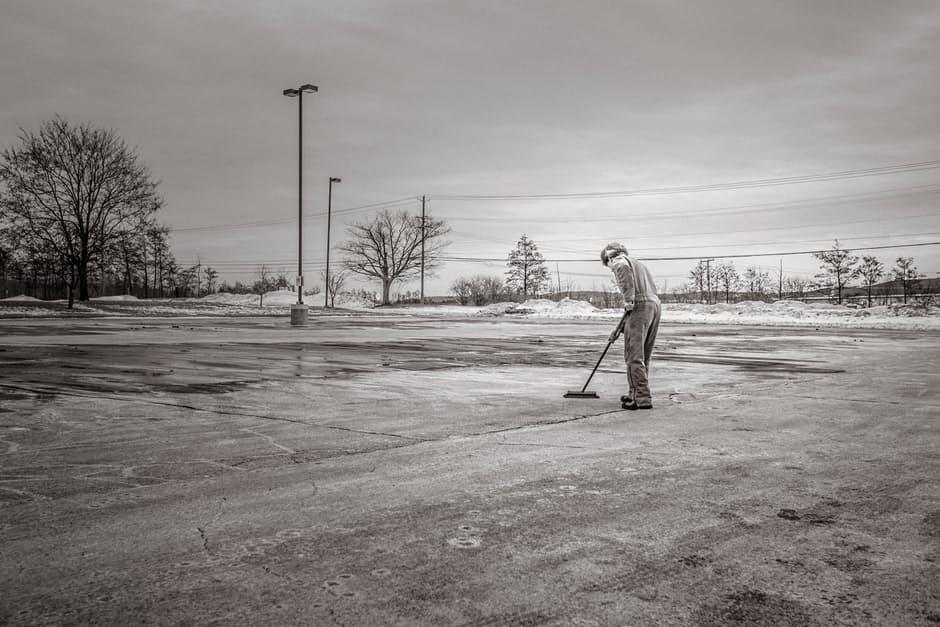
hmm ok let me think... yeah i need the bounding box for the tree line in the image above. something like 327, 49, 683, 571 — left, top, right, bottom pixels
678, 240, 926, 306
2, 118, 932, 310
0, 117, 451, 308
0, 117, 224, 305
445, 236, 932, 309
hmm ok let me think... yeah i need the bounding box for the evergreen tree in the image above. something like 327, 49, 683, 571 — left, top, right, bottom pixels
505, 234, 549, 300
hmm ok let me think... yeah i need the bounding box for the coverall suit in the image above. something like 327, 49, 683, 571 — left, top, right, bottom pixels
608, 253, 661, 407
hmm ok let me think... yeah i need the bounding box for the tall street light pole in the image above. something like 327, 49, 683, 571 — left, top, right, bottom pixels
324, 176, 341, 308
283, 83, 318, 325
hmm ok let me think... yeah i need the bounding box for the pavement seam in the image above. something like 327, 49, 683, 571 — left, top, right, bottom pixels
0, 382, 429, 442
494, 441, 609, 451
466, 409, 624, 437
785, 393, 939, 407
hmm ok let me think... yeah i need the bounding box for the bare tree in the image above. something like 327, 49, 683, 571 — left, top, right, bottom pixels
784, 276, 810, 300
321, 268, 348, 307
479, 276, 504, 304
254, 264, 273, 306
688, 261, 707, 303
0, 117, 162, 306
712, 261, 741, 303
451, 277, 474, 305
452, 275, 505, 306
744, 266, 771, 300
893, 256, 921, 304
471, 275, 504, 305
813, 239, 858, 305
0, 236, 11, 298
146, 225, 174, 299
203, 267, 218, 295
856, 255, 884, 307
340, 209, 450, 306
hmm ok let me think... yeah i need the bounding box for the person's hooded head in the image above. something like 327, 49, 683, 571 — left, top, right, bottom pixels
600, 242, 629, 267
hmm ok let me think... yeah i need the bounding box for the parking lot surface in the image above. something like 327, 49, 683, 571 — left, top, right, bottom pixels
1, 314, 938, 625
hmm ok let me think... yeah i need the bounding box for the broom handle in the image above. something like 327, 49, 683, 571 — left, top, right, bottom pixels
580, 311, 629, 393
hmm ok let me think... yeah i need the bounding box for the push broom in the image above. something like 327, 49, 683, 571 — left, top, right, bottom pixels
564, 310, 629, 399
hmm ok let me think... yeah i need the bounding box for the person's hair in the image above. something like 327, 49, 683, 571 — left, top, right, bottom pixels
601, 242, 628, 266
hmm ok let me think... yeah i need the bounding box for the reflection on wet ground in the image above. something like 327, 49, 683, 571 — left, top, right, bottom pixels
0, 318, 852, 399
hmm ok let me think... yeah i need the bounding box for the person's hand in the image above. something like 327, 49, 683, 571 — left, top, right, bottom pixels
608, 327, 622, 343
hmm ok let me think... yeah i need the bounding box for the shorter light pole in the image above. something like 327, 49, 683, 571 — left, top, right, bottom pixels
324, 176, 341, 308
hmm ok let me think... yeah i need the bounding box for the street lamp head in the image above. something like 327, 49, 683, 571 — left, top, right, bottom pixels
282, 88, 299, 97
330, 177, 342, 183
299, 84, 319, 93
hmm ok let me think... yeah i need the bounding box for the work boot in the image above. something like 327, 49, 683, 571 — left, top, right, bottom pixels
622, 400, 653, 410
620, 395, 633, 404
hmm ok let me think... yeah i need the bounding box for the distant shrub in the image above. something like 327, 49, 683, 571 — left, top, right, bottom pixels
451, 275, 505, 305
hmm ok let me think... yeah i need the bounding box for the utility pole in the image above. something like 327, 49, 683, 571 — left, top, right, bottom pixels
196, 256, 201, 297
556, 263, 561, 297
704, 258, 714, 305
420, 195, 426, 305
778, 258, 784, 300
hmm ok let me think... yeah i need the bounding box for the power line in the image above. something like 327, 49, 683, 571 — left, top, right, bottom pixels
643, 240, 940, 261
439, 239, 940, 263
441, 184, 940, 225
450, 230, 940, 259
171, 196, 419, 233
183, 231, 940, 268
431, 159, 940, 201
531, 211, 940, 246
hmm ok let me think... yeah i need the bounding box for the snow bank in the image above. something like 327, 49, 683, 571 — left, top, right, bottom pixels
334, 293, 377, 310
3, 292, 937, 329
199, 292, 260, 306
92, 295, 139, 301
471, 298, 940, 330
659, 301, 940, 330
196, 290, 377, 310
259, 290, 299, 306
198, 290, 297, 307
479, 298, 599, 318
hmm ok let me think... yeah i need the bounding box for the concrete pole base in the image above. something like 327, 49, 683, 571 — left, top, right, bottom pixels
290, 303, 309, 326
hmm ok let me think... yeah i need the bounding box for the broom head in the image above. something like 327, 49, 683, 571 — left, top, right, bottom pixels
564, 390, 599, 399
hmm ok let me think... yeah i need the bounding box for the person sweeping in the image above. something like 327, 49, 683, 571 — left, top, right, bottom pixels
601, 242, 661, 410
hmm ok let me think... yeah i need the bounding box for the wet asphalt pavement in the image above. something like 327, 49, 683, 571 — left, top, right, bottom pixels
1, 314, 938, 625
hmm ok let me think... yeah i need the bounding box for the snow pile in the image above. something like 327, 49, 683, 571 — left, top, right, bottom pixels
258, 290, 299, 306
470, 297, 940, 330
199, 290, 298, 307
479, 298, 599, 318
197, 290, 378, 311
333, 293, 377, 309
2, 292, 937, 329
92, 294, 139, 301
199, 292, 260, 306
0, 306, 63, 316
660, 300, 940, 330
478, 301, 524, 316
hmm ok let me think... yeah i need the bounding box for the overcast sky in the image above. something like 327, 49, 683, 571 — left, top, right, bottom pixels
2, 0, 939, 296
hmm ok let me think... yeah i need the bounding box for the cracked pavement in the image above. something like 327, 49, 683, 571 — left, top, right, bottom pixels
1, 314, 938, 625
